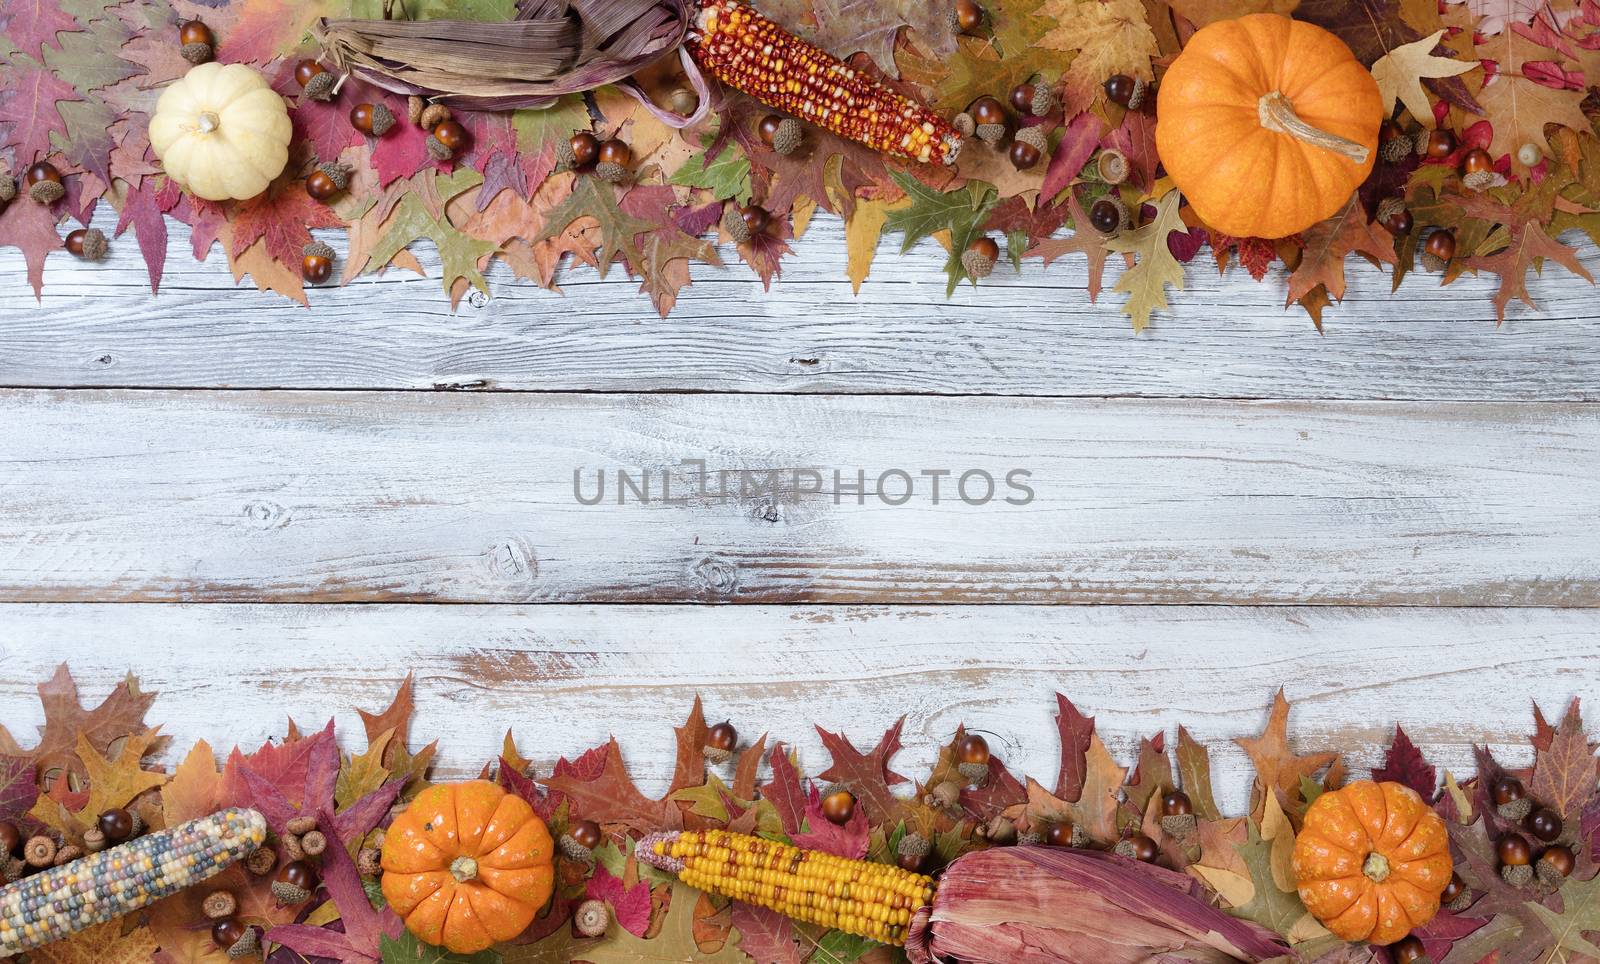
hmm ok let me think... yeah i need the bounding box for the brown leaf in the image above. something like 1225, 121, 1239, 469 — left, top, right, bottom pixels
1051, 693, 1097, 801
540, 739, 683, 833
1235, 689, 1339, 818
1029, 189, 1131, 302
1285, 195, 1398, 306
1176, 725, 1224, 822
33, 918, 158, 964
0, 665, 156, 788
1529, 699, 1597, 821
815, 718, 908, 826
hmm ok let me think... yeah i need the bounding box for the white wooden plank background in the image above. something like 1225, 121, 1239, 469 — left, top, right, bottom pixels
1, 204, 1597, 836
0, 605, 1590, 815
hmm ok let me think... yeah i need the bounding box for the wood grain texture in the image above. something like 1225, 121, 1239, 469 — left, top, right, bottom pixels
3, 389, 1597, 604
3, 208, 1599, 399
0, 604, 1589, 814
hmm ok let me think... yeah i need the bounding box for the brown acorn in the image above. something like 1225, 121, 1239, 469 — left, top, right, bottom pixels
1493, 776, 1532, 822
244, 845, 277, 876
302, 240, 335, 285
820, 784, 855, 825
1114, 833, 1159, 863
1089, 196, 1129, 236
1160, 790, 1198, 836
1377, 197, 1412, 236
1526, 808, 1562, 842
429, 120, 469, 160
24, 161, 64, 205
758, 115, 804, 156
667, 87, 699, 116
896, 832, 931, 873
703, 720, 737, 764
179, 19, 214, 64
1010, 125, 1046, 169
0, 823, 19, 857
273, 860, 318, 905
923, 779, 962, 810
419, 104, 452, 131
294, 59, 325, 87
65, 227, 107, 260
24, 836, 56, 869
0, 172, 15, 211
1389, 935, 1426, 964
574, 898, 610, 937
1460, 147, 1495, 191
98, 808, 136, 842
971, 96, 1008, 146
285, 816, 318, 837
1422, 128, 1458, 159
1009, 83, 1038, 114
1104, 74, 1147, 110
740, 203, 771, 238
957, 732, 991, 784
952, 0, 984, 34
1420, 229, 1456, 272
407, 95, 426, 126
1442, 871, 1472, 911
1538, 844, 1575, 886
305, 162, 350, 202
962, 235, 999, 280
212, 918, 247, 952
350, 102, 396, 138
558, 817, 602, 862
595, 138, 632, 183
720, 203, 753, 244
1377, 121, 1411, 164
1044, 821, 1082, 848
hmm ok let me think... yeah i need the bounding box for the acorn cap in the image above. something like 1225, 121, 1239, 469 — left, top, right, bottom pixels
419, 103, 452, 130
29, 179, 65, 205
702, 745, 733, 764
1500, 863, 1534, 888
957, 761, 989, 784
281, 834, 306, 861
271, 879, 313, 905
574, 898, 610, 938
245, 847, 277, 876
226, 927, 260, 960
820, 782, 853, 800
1014, 125, 1047, 153
303, 240, 335, 262
1444, 884, 1474, 913
357, 847, 383, 877
181, 41, 213, 65
1030, 84, 1057, 117
556, 137, 578, 170
203, 890, 238, 920
52, 845, 82, 866
1016, 830, 1043, 846
24, 836, 56, 868
1376, 196, 1405, 224
286, 816, 318, 836
976, 123, 1006, 146
426, 135, 454, 161
1420, 251, 1448, 273
1536, 858, 1567, 887
952, 113, 976, 138
368, 103, 396, 137
408, 95, 426, 126
3, 857, 23, 882
299, 829, 328, 857
1126, 78, 1148, 111
82, 828, 106, 853
961, 248, 995, 280
721, 204, 751, 244
897, 833, 931, 858
316, 162, 351, 190
1497, 798, 1534, 823
1096, 149, 1129, 185
1380, 132, 1413, 163
0, 175, 15, 202
982, 815, 1016, 844
1464, 169, 1496, 192
79, 227, 107, 261
1112, 838, 1140, 860
557, 834, 595, 863
772, 118, 803, 156
595, 161, 627, 183
1413, 130, 1432, 156
302, 70, 338, 102
1161, 813, 1198, 837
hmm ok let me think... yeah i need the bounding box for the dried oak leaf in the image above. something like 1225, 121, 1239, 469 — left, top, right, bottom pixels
1235, 688, 1339, 819
1456, 191, 1594, 321
1521, 870, 1600, 962
713, 90, 891, 220
1030, 189, 1128, 302
619, 184, 722, 317
781, 0, 956, 79
1105, 188, 1187, 331
906, 0, 1062, 115
1038, 0, 1159, 116
0, 56, 77, 165
0, 665, 156, 787
230, 176, 344, 267
533, 174, 657, 281
1295, 0, 1483, 114
540, 739, 683, 833
1285, 194, 1398, 306
355, 673, 436, 799
1005, 715, 1127, 845
1124, 733, 1174, 816
567, 881, 747, 963
1, 0, 83, 59
1371, 29, 1480, 125
1372, 725, 1439, 801
1175, 725, 1224, 822
1529, 699, 1598, 822
814, 717, 909, 827
759, 742, 809, 837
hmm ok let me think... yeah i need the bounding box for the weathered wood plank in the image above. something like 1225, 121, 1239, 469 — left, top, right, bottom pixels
3, 390, 1596, 604
0, 604, 1587, 815
3, 208, 1599, 399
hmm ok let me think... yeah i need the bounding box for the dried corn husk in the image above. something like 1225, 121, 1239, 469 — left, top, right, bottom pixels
905, 847, 1288, 964
312, 0, 709, 124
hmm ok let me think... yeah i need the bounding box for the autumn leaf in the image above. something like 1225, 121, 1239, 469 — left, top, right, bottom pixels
1457, 194, 1595, 321
0, 0, 83, 59
1475, 30, 1589, 165
1235, 689, 1340, 818
0, 188, 63, 299
1104, 188, 1187, 331
378, 931, 499, 964
667, 142, 753, 204
1176, 725, 1224, 822
790, 0, 955, 78
910, 0, 1064, 115
1370, 29, 1480, 125
541, 739, 683, 833
1520, 871, 1600, 962
1123, 733, 1173, 816
533, 174, 658, 281
1529, 699, 1597, 821
32, 917, 159, 964
1296, 0, 1483, 114
729, 903, 803, 964
1286, 195, 1398, 306
0, 666, 156, 787
568, 881, 747, 963
1038, 0, 1159, 115
843, 195, 905, 293
759, 742, 809, 837
814, 717, 909, 827
1030, 189, 1127, 301
1169, 0, 1296, 27
1372, 725, 1438, 800
368, 172, 497, 295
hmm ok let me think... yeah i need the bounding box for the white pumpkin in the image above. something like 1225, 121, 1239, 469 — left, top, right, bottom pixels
150, 62, 292, 201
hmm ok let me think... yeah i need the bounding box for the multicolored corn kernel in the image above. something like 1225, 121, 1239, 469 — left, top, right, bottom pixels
689, 0, 962, 166
0, 808, 267, 956
638, 829, 936, 946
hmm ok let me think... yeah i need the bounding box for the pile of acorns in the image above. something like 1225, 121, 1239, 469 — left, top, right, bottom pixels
195, 814, 328, 959
1488, 774, 1576, 892
950, 81, 1059, 173
556, 132, 635, 184
0, 163, 111, 262
0, 806, 147, 885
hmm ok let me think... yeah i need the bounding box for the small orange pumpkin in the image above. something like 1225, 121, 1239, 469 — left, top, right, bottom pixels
1292, 780, 1452, 945
381, 780, 555, 954
1155, 13, 1384, 239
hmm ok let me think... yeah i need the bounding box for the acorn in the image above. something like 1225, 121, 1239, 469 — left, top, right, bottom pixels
64, 227, 106, 260
957, 733, 991, 785
1377, 197, 1412, 236
24, 161, 64, 205
971, 96, 1008, 145
0, 822, 19, 857
1517, 143, 1541, 168
98, 808, 138, 843
179, 19, 214, 64
24, 836, 56, 869
273, 860, 318, 905
286, 816, 318, 836
350, 102, 396, 138
595, 138, 632, 183
203, 890, 239, 920
704, 720, 738, 764
429, 120, 469, 160
952, 0, 984, 34
1161, 790, 1198, 836
419, 104, 452, 131
0, 172, 15, 211
558, 131, 600, 172
1378, 121, 1411, 164
1389, 935, 1427, 964
758, 115, 804, 156
51, 845, 82, 867
1441, 872, 1472, 912
574, 898, 610, 938
1460, 147, 1495, 191
244, 845, 277, 876
720, 203, 753, 244
740, 203, 771, 237
294, 58, 325, 87
952, 112, 976, 139
559, 818, 601, 862
820, 784, 855, 825
1089, 196, 1129, 236
667, 87, 699, 117
980, 814, 1016, 845
212, 918, 248, 954
1421, 128, 1457, 159
1096, 149, 1129, 185
302, 68, 337, 103
302, 240, 335, 284
1498, 834, 1533, 886
1114, 833, 1158, 863
305, 161, 350, 202
2, 858, 23, 883
407, 95, 426, 126
1420, 229, 1456, 272
1010, 126, 1046, 170
357, 847, 383, 877
1537, 844, 1575, 886
1492, 776, 1531, 822
962, 235, 999, 280
224, 926, 259, 960
281, 832, 306, 862
1526, 808, 1562, 843
896, 832, 931, 873
1104, 74, 1147, 110
81, 828, 106, 853
1016, 829, 1043, 846
1044, 821, 1084, 848
923, 779, 962, 810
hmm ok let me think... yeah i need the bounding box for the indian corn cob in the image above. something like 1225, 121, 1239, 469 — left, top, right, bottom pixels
0, 808, 266, 955
639, 829, 936, 945
689, 0, 963, 165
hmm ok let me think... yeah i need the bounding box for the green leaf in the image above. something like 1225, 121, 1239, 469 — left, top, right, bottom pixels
807, 930, 876, 964
667, 143, 753, 205
1005, 229, 1027, 271
1104, 189, 1186, 331
368, 171, 496, 295
884, 170, 984, 254
1230, 820, 1312, 938
534, 176, 657, 280
379, 932, 501, 964
1523, 872, 1600, 960
512, 95, 592, 153
1297, 775, 1325, 809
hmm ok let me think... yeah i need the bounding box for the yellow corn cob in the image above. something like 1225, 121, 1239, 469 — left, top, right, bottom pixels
0, 808, 266, 955
689, 0, 963, 166
639, 829, 936, 946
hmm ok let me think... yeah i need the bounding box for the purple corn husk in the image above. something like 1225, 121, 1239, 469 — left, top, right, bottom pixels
905, 847, 1289, 964
312, 0, 711, 125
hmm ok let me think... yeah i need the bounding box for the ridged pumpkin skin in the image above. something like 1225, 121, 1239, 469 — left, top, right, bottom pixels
1292, 780, 1451, 945
381, 780, 555, 954
150, 62, 290, 201
1155, 14, 1383, 239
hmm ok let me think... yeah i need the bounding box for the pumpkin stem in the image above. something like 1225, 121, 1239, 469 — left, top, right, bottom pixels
196, 111, 220, 134
450, 856, 479, 883
1362, 851, 1391, 883
1257, 91, 1370, 165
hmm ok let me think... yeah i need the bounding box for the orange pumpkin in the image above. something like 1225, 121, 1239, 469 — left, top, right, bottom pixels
1292, 780, 1452, 945
1155, 13, 1384, 239
381, 780, 555, 954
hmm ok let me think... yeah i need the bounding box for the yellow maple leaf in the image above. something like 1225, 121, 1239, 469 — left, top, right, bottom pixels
845, 197, 909, 293
162, 739, 222, 826
335, 727, 394, 807
1370, 30, 1479, 127
1475, 31, 1589, 168
1038, 0, 1158, 115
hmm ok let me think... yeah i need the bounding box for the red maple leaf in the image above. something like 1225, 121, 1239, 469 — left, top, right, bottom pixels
276, 63, 366, 165
114, 177, 168, 292
230, 177, 342, 266
791, 783, 869, 858
585, 865, 651, 936
0, 189, 64, 298
0, 60, 77, 165
0, 0, 82, 59
815, 718, 908, 826
1372, 725, 1438, 801
760, 743, 809, 836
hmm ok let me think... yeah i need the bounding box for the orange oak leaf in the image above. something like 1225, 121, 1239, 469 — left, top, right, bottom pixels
1285, 195, 1398, 306
540, 738, 683, 833
1235, 689, 1339, 816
